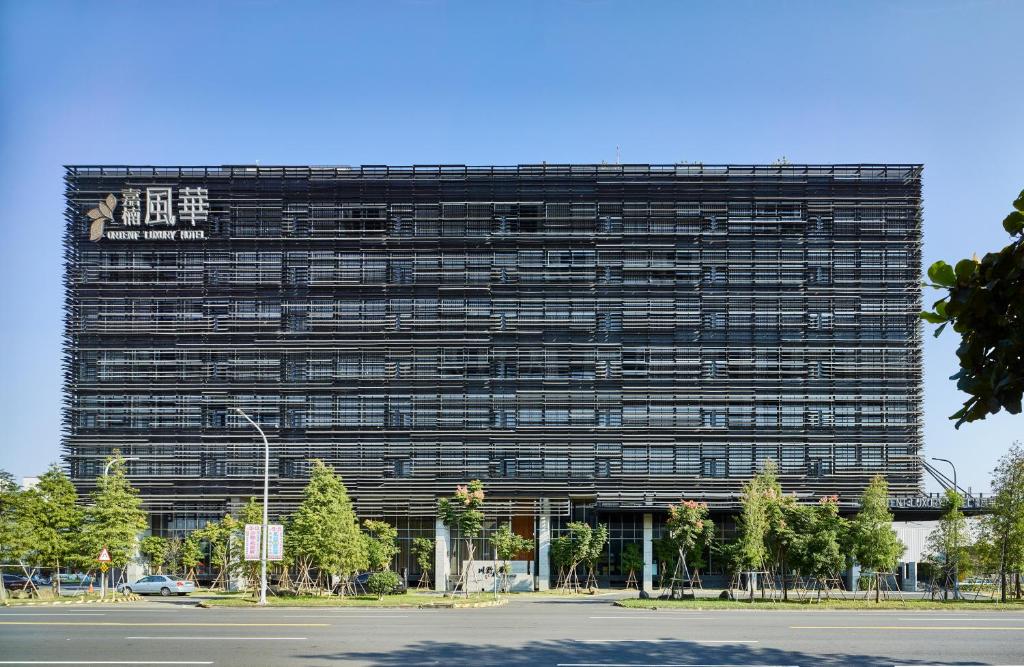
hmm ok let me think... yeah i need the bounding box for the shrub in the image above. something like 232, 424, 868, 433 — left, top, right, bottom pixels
366, 571, 401, 599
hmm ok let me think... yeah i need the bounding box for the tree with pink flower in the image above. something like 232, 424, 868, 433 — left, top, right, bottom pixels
438, 479, 485, 597
663, 499, 714, 598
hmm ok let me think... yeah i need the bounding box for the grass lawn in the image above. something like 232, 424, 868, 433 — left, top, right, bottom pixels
616, 596, 1024, 611
200, 592, 503, 607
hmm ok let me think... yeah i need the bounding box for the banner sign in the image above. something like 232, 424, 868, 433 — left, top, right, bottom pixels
244, 524, 261, 561
267, 524, 284, 561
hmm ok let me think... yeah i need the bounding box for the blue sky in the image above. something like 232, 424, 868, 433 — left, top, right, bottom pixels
0, 0, 1021, 490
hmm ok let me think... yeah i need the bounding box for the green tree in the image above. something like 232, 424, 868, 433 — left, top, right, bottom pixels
364, 519, 399, 571
583, 524, 608, 589
978, 442, 1024, 601
620, 543, 644, 588
238, 498, 263, 591
851, 475, 905, 602
792, 495, 848, 600
81, 455, 148, 595
923, 489, 969, 599
411, 537, 434, 588
736, 475, 769, 600
180, 532, 203, 583
164, 537, 183, 575
140, 536, 170, 575
288, 460, 366, 594
0, 473, 26, 599
437, 480, 485, 596
759, 462, 801, 600
921, 189, 1024, 426
489, 523, 534, 592
664, 500, 714, 597
365, 571, 401, 600
194, 515, 240, 590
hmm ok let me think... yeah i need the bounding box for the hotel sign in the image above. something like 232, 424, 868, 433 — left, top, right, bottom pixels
87, 186, 209, 242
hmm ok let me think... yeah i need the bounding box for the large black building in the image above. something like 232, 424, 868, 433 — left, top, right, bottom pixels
63, 163, 923, 585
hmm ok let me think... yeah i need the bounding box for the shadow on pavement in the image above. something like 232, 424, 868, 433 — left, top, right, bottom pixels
296, 639, 983, 667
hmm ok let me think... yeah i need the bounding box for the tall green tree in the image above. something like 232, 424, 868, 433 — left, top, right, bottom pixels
29, 466, 83, 593
364, 519, 399, 572
851, 475, 905, 602
437, 479, 485, 596
921, 188, 1024, 426
736, 474, 769, 600
979, 442, 1024, 601
81, 455, 147, 593
238, 498, 263, 591
489, 523, 534, 592
193, 515, 240, 590
0, 472, 25, 599
583, 524, 608, 588
180, 532, 203, 583
140, 536, 170, 575
923, 489, 969, 599
792, 495, 848, 600
620, 543, 644, 588
289, 460, 366, 593
411, 536, 434, 588
664, 500, 714, 597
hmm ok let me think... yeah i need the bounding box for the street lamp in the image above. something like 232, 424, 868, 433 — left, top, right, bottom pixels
232, 407, 269, 606
931, 457, 960, 600
104, 456, 139, 478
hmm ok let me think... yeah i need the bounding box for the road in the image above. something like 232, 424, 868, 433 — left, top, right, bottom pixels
0, 595, 1022, 666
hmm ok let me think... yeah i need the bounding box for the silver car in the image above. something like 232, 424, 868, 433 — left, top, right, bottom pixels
118, 575, 195, 596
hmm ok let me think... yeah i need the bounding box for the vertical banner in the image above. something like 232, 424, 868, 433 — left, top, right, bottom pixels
267, 524, 284, 561
244, 524, 261, 561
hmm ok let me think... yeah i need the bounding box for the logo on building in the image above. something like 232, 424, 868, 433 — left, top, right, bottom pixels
87, 187, 209, 242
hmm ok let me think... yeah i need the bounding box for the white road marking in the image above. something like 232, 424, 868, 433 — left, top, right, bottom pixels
274, 613, 409, 618
0, 662, 214, 665
576, 639, 759, 644
589, 616, 713, 620
125, 636, 307, 640
896, 617, 1024, 621
557, 663, 798, 667
0, 614, 106, 616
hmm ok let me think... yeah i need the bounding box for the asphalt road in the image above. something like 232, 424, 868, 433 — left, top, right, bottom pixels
0, 595, 1022, 666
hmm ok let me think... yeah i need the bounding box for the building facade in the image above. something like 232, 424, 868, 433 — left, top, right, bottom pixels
63, 163, 923, 586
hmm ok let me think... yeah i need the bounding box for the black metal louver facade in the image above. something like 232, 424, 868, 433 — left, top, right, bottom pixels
62, 164, 923, 523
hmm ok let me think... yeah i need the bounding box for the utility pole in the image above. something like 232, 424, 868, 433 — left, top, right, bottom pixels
931, 457, 960, 600
233, 407, 269, 606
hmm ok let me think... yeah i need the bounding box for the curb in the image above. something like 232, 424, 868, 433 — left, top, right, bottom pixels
2, 594, 142, 607
196, 597, 510, 610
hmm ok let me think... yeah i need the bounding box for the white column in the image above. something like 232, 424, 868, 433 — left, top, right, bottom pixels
537, 499, 551, 591
642, 513, 654, 593
434, 517, 451, 593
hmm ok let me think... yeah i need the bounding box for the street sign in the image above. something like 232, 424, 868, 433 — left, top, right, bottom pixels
97, 547, 111, 563
244, 524, 261, 561
99, 563, 108, 573
267, 524, 284, 561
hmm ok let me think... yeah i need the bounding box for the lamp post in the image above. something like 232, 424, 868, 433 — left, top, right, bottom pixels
232, 407, 269, 606
101, 456, 139, 599
931, 457, 960, 600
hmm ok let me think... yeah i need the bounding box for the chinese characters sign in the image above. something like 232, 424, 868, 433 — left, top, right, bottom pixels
87, 186, 209, 242
243, 523, 284, 561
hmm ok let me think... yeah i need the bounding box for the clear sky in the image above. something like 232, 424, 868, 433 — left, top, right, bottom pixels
0, 0, 1021, 491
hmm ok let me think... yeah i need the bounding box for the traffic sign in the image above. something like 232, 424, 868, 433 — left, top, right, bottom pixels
99, 563, 108, 573
97, 547, 111, 563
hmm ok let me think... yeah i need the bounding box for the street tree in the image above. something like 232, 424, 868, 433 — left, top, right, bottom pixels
736, 474, 770, 600
288, 460, 366, 594
921, 188, 1024, 426
583, 524, 608, 589
793, 495, 848, 600
664, 500, 714, 597
411, 536, 434, 589
978, 442, 1024, 601
140, 536, 170, 574
81, 455, 147, 593
620, 543, 644, 589
851, 475, 905, 602
180, 532, 203, 583
364, 519, 399, 571
437, 479, 485, 596
923, 489, 969, 599
490, 523, 533, 592
194, 515, 240, 590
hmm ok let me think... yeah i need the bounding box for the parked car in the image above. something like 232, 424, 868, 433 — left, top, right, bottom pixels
349, 571, 407, 595
118, 575, 195, 596
1, 573, 30, 591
